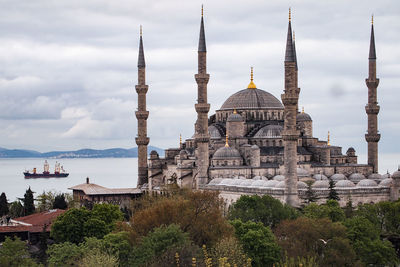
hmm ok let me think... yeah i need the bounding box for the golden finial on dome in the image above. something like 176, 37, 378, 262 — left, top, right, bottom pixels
140, 25, 142, 36
225, 135, 229, 147
233, 109, 237, 114
371, 14, 374, 25
179, 134, 182, 146
302, 107, 304, 114
289, 7, 291, 22
293, 31, 295, 41
327, 131, 331, 146
247, 67, 257, 89
201, 4, 204, 17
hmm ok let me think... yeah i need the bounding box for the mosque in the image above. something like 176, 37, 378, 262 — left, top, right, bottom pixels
134, 9, 400, 207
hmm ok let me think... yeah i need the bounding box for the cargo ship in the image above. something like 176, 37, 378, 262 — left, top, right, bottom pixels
24, 160, 69, 178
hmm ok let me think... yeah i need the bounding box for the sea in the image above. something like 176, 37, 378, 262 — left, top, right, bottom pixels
0, 154, 399, 202
0, 158, 138, 202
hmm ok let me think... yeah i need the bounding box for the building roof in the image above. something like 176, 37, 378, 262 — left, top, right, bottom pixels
220, 88, 283, 110
254, 124, 283, 138
213, 146, 241, 159
68, 182, 141, 195
0, 209, 65, 233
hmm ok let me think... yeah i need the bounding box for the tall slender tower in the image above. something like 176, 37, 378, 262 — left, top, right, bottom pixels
365, 16, 380, 173
135, 26, 150, 186
194, 6, 210, 186
281, 9, 300, 207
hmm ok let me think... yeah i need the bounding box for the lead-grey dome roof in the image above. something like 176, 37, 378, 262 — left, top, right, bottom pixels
379, 178, 393, 187
330, 173, 346, 181
335, 180, 356, 188
208, 125, 222, 139
297, 112, 312, 122
357, 179, 378, 187
312, 180, 330, 189
220, 88, 283, 110
349, 173, 365, 183
227, 112, 244, 122
254, 124, 283, 138
213, 146, 241, 159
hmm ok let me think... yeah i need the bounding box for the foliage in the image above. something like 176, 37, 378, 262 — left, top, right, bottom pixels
149, 243, 203, 267
327, 179, 340, 201
47, 242, 82, 267
0, 192, 9, 216
231, 219, 281, 267
210, 236, 250, 267
129, 190, 233, 246
274, 217, 357, 266
304, 181, 317, 204
303, 199, 345, 222
275, 254, 318, 267
37, 191, 56, 212
23, 186, 35, 215
53, 193, 68, 209
228, 194, 299, 228
129, 224, 190, 266
8, 200, 24, 218
344, 216, 398, 266
83, 218, 109, 239
0, 237, 42, 267
344, 199, 354, 218
91, 203, 124, 232
102, 232, 132, 266
78, 249, 119, 267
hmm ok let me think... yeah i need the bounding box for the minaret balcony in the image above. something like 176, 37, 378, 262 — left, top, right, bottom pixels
365, 79, 379, 88
281, 94, 298, 106
195, 103, 210, 113
136, 137, 150, 146
135, 85, 149, 94
195, 74, 210, 84
365, 133, 381, 142
135, 111, 149, 120
365, 105, 380, 114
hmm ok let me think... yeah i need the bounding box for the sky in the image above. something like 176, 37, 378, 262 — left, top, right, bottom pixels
0, 0, 399, 165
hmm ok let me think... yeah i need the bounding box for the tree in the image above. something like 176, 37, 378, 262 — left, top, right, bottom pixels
231, 219, 281, 267
37, 191, 56, 212
344, 199, 354, 218
0, 237, 42, 267
102, 232, 132, 266
78, 249, 119, 267
53, 193, 68, 210
210, 236, 250, 267
8, 200, 24, 218
129, 224, 190, 266
91, 203, 124, 232
303, 200, 345, 222
274, 217, 358, 266
0, 192, 9, 216
328, 179, 340, 201
344, 216, 398, 266
228, 194, 299, 228
23, 187, 35, 216
304, 181, 317, 204
47, 242, 82, 267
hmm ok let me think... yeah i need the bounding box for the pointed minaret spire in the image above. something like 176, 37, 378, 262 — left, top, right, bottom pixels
285, 8, 295, 62
292, 31, 298, 70
369, 15, 376, 60
138, 25, 145, 68
198, 5, 207, 52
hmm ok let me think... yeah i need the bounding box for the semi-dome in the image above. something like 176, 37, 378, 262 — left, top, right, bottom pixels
357, 179, 378, 187
254, 124, 283, 138
227, 112, 243, 122
220, 88, 283, 110
213, 146, 241, 159
297, 112, 312, 122
335, 180, 356, 188
273, 175, 285, 181
208, 125, 222, 139
312, 180, 330, 189
297, 181, 308, 189
313, 174, 328, 181
349, 173, 365, 183
330, 173, 346, 181
379, 178, 393, 187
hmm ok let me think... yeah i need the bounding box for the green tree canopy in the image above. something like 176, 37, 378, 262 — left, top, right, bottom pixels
0, 237, 42, 267
303, 199, 345, 222
231, 219, 281, 267
51, 208, 91, 244
53, 193, 68, 210
8, 200, 24, 218
23, 187, 35, 216
228, 194, 299, 228
0, 192, 9, 216
91, 203, 124, 232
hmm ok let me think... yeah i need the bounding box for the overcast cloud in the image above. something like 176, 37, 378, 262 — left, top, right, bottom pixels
0, 0, 399, 171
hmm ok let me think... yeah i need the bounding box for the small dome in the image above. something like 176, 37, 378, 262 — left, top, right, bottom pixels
213, 146, 241, 159
379, 178, 393, 187
250, 180, 268, 187
254, 124, 283, 138
330, 173, 346, 181
297, 181, 308, 189
382, 172, 391, 179
251, 144, 259, 150
220, 88, 283, 110
313, 174, 328, 181
335, 180, 356, 188
273, 175, 285, 181
349, 173, 365, 183
312, 180, 330, 189
238, 175, 246, 179
297, 112, 312, 122
264, 180, 279, 187
297, 168, 310, 177
208, 178, 223, 185
368, 173, 383, 182
347, 147, 355, 153
238, 179, 254, 187
220, 179, 236, 186
357, 179, 378, 187
208, 125, 222, 139
275, 181, 286, 189
253, 175, 262, 180
227, 112, 243, 122
392, 168, 400, 179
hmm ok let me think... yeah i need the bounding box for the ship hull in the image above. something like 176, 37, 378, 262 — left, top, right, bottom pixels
23, 172, 69, 179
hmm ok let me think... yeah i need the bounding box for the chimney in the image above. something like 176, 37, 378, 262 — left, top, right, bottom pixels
86, 177, 89, 184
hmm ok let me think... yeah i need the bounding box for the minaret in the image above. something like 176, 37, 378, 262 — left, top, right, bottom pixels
194, 6, 211, 186
281, 9, 300, 207
292, 31, 299, 113
365, 16, 380, 173
135, 26, 150, 186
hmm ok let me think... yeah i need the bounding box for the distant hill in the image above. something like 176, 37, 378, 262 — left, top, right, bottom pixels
0, 146, 164, 158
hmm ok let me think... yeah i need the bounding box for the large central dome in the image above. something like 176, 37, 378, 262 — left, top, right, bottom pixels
220, 88, 283, 110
